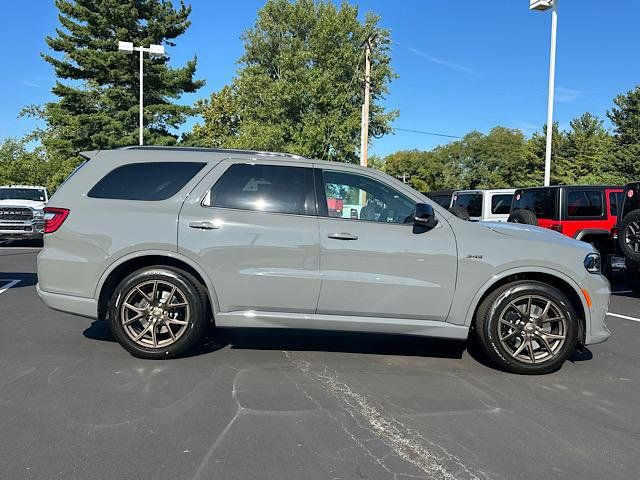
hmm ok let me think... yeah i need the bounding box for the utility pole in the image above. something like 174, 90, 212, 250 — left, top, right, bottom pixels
359, 34, 376, 168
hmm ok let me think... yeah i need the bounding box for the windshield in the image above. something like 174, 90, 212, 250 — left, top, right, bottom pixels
0, 188, 46, 202
453, 192, 482, 217
512, 188, 557, 219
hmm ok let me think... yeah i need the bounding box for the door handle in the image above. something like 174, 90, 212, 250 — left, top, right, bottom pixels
327, 232, 358, 241
189, 221, 219, 230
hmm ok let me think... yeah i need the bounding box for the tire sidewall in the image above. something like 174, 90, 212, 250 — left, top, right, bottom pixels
481, 282, 578, 374
108, 267, 207, 359
619, 210, 640, 263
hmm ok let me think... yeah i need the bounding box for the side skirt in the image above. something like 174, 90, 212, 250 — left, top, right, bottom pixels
215, 310, 469, 340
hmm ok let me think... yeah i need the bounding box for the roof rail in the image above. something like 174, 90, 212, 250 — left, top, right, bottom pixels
119, 145, 304, 159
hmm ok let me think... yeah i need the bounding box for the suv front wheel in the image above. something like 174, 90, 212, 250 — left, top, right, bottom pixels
108, 267, 209, 359
475, 280, 578, 374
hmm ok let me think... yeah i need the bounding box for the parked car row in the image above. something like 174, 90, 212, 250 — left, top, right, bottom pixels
0, 185, 49, 242
426, 184, 639, 288
36, 146, 611, 374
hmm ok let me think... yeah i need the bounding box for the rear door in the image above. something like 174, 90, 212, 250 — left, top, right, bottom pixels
315, 167, 457, 321
562, 187, 609, 239
178, 159, 321, 314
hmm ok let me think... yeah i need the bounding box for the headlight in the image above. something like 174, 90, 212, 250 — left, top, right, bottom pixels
584, 252, 601, 274
33, 209, 44, 218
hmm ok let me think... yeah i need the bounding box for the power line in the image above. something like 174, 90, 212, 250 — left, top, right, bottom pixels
393, 127, 462, 139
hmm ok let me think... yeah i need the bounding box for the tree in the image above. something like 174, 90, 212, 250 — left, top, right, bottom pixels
526, 123, 569, 185
607, 85, 640, 180
0, 137, 49, 188
189, 0, 397, 162
42, 0, 204, 157
564, 113, 614, 184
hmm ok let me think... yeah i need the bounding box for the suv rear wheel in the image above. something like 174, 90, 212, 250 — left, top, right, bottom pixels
475, 280, 578, 374
108, 267, 209, 359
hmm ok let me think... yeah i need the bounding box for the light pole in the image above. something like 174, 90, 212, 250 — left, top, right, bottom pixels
118, 41, 166, 146
530, 0, 558, 187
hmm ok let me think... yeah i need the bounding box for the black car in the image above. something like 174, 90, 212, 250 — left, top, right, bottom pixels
615, 181, 640, 292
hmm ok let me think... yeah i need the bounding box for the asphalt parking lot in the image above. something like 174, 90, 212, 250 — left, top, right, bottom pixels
1, 243, 639, 480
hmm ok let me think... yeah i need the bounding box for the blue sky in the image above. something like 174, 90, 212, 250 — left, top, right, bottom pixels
2, 0, 640, 157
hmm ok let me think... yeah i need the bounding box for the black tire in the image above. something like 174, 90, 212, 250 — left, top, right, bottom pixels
108, 266, 209, 359
624, 258, 640, 294
475, 280, 578, 374
618, 209, 640, 263
448, 206, 470, 221
507, 209, 538, 226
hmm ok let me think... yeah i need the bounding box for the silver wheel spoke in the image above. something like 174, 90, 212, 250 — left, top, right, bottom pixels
151, 323, 158, 347
165, 322, 176, 341
500, 330, 519, 342
527, 338, 536, 363
134, 322, 153, 341
525, 296, 532, 316
123, 312, 145, 326
136, 287, 153, 303
540, 331, 565, 340
166, 302, 188, 309
151, 281, 158, 304
166, 318, 188, 326
536, 333, 554, 355
513, 340, 528, 357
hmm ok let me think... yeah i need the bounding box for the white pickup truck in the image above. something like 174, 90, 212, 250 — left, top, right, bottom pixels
0, 185, 49, 241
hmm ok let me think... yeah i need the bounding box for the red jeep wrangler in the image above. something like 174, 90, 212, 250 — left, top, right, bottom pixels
509, 185, 624, 274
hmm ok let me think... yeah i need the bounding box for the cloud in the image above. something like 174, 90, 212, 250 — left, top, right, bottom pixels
555, 86, 582, 102
408, 47, 479, 77
22, 80, 42, 88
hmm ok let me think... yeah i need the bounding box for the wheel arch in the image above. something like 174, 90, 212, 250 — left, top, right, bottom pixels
95, 251, 219, 321
465, 268, 588, 345
574, 229, 610, 242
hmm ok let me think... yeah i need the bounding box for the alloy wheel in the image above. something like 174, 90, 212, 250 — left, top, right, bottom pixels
120, 280, 190, 348
625, 221, 640, 253
497, 294, 568, 364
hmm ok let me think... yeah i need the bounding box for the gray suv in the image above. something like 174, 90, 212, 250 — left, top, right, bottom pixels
37, 147, 611, 374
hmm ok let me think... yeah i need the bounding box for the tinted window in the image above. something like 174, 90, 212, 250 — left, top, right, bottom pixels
430, 194, 453, 208
491, 194, 513, 215
207, 163, 315, 215
88, 162, 205, 201
453, 193, 482, 217
512, 188, 557, 219
610, 191, 623, 217
621, 186, 640, 218
567, 190, 604, 217
0, 188, 46, 202
322, 170, 415, 224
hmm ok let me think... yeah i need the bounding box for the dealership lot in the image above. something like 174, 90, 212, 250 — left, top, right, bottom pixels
1, 244, 639, 480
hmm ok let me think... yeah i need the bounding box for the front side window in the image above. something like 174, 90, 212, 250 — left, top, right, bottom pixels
453, 192, 482, 217
321, 170, 415, 224
88, 162, 205, 201
491, 194, 513, 215
206, 163, 316, 216
567, 190, 604, 217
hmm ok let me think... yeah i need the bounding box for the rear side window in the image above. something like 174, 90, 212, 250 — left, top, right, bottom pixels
88, 162, 205, 201
206, 163, 316, 216
512, 188, 557, 219
491, 194, 513, 215
621, 186, 640, 218
610, 191, 623, 217
567, 190, 604, 217
453, 193, 482, 217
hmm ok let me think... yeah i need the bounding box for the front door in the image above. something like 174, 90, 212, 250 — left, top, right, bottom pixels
178, 159, 321, 314
316, 168, 457, 321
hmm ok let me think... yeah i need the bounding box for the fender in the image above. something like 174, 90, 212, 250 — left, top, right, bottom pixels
461, 265, 590, 328
574, 229, 610, 241
94, 249, 221, 314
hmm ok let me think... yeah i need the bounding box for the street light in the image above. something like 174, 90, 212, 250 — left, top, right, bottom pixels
530, 0, 558, 187
118, 41, 166, 145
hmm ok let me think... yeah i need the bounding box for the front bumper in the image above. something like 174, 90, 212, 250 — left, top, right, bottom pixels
582, 273, 611, 345
36, 284, 98, 319
0, 221, 44, 239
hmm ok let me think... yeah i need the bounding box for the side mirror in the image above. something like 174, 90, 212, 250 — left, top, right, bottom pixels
414, 203, 438, 230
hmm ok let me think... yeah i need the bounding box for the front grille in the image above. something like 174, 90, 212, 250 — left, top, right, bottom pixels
0, 225, 32, 232
0, 207, 33, 221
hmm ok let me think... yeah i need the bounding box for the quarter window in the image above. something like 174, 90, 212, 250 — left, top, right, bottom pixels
88, 162, 205, 201
491, 194, 513, 215
206, 163, 316, 216
453, 193, 482, 217
567, 190, 604, 217
321, 170, 415, 224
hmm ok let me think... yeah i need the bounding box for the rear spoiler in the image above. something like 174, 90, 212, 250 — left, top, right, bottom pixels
79, 150, 99, 161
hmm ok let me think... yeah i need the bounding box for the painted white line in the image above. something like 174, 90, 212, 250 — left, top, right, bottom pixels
0, 279, 21, 295
607, 312, 640, 323
612, 290, 634, 295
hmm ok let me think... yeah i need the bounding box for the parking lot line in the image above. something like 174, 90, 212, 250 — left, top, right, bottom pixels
0, 279, 21, 295
607, 312, 640, 323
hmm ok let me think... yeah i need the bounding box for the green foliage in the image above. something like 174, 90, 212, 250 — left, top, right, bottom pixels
189, 0, 397, 162
606, 85, 640, 181
42, 0, 204, 157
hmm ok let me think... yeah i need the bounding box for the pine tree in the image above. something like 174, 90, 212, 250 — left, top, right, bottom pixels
42, 0, 204, 156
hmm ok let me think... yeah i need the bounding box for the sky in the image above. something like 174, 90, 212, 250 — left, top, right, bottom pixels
2, 0, 640, 157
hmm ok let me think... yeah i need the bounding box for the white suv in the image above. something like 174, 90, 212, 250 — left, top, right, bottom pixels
451, 189, 516, 222
0, 185, 49, 241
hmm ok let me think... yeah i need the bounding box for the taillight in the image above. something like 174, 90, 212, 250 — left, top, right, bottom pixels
550, 224, 563, 234
43, 207, 70, 234
612, 227, 619, 240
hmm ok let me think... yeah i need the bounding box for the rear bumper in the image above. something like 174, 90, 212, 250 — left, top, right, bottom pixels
36, 284, 98, 319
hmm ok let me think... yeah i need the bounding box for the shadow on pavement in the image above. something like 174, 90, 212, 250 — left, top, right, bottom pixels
0, 272, 38, 288
83, 321, 467, 360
